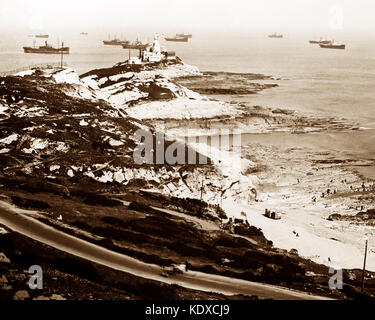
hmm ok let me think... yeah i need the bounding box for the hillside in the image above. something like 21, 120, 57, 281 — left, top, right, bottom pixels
0, 61, 373, 301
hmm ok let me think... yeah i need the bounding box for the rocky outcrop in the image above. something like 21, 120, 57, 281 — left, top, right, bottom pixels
174, 71, 279, 95
0, 252, 11, 264
0, 63, 259, 211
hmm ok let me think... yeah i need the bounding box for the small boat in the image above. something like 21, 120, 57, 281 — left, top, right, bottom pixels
164, 35, 189, 42
23, 41, 70, 54
268, 33, 283, 38
176, 33, 192, 38
319, 41, 345, 50
35, 34, 49, 38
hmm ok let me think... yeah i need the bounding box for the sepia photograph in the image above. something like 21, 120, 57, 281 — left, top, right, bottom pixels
0, 0, 375, 310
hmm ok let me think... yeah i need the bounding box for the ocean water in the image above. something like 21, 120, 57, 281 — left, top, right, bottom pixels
1, 31, 374, 123
174, 32, 375, 128
172, 31, 375, 177
1, 30, 374, 174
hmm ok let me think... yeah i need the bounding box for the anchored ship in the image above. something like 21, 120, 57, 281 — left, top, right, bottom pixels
268, 33, 283, 38
23, 41, 70, 54
103, 38, 127, 46
319, 41, 345, 50
35, 34, 49, 38
164, 35, 189, 42
176, 33, 192, 38
309, 38, 331, 45
122, 39, 148, 49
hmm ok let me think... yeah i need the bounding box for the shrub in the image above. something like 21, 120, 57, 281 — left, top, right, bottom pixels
11, 196, 51, 210
71, 190, 123, 207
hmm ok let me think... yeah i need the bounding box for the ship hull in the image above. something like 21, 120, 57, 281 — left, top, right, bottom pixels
122, 44, 147, 49
164, 37, 188, 42
23, 47, 70, 54
176, 34, 192, 38
319, 44, 345, 50
103, 40, 126, 46
35, 35, 49, 38
310, 40, 331, 45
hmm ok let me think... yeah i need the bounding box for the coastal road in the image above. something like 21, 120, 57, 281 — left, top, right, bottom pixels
0, 200, 331, 300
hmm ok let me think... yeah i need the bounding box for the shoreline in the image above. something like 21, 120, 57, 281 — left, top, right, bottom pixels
188, 131, 375, 270
1, 60, 375, 293
176, 126, 375, 270
79, 61, 375, 272
148, 72, 375, 272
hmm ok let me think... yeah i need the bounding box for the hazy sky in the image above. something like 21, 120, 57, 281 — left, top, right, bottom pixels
0, 0, 374, 33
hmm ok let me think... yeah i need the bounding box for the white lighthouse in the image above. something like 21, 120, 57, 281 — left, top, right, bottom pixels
142, 33, 164, 62
152, 34, 161, 54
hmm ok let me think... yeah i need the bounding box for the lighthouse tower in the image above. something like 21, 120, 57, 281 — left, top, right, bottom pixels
152, 34, 161, 54
143, 33, 164, 62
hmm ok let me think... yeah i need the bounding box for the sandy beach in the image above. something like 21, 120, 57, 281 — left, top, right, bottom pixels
147, 73, 375, 272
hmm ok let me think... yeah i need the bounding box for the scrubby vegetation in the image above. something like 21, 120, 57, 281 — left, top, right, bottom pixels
1, 225, 255, 300
2, 185, 374, 300
0, 64, 373, 301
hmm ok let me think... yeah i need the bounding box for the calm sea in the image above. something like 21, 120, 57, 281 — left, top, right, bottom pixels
1, 30, 374, 176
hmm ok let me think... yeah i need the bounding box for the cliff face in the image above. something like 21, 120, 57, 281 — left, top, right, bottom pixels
0, 62, 258, 210
78, 59, 260, 206
79, 59, 241, 122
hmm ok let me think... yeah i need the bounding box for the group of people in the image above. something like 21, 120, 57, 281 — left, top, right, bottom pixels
311, 179, 375, 203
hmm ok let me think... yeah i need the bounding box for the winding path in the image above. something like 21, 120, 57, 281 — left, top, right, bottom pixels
0, 200, 331, 300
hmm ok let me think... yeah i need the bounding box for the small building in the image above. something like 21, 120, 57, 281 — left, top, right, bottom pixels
141, 35, 164, 63
265, 209, 281, 220
129, 57, 142, 65
128, 34, 176, 65
164, 51, 176, 60
143, 50, 163, 62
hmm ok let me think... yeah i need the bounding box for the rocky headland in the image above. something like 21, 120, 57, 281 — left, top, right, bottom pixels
0, 58, 375, 300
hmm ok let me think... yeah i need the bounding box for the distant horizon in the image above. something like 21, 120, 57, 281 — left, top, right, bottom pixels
0, 26, 374, 40
1, 0, 375, 34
